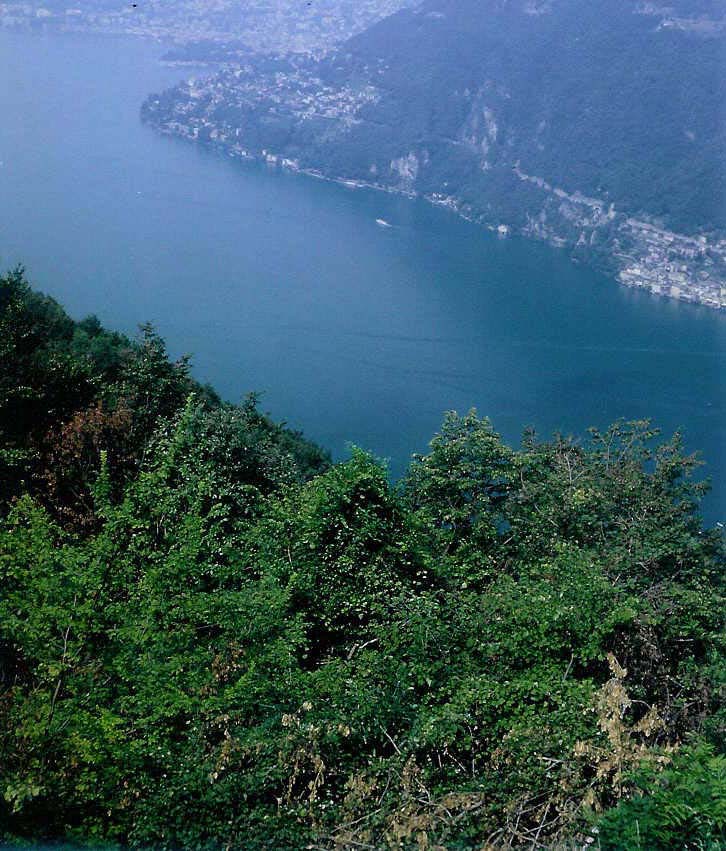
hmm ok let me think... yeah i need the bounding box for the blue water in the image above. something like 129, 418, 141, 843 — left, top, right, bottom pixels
1, 30, 724, 522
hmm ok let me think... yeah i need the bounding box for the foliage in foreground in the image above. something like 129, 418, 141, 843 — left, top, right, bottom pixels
597, 742, 726, 849
0, 269, 724, 849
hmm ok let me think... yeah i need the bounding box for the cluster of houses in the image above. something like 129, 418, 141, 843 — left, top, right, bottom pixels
0, 0, 411, 54
616, 219, 726, 310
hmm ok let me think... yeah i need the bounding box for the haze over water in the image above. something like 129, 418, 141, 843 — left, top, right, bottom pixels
1, 30, 724, 522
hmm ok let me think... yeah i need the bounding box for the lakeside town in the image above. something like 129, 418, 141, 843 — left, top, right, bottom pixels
0, 0, 412, 53
512, 164, 726, 309
616, 219, 726, 310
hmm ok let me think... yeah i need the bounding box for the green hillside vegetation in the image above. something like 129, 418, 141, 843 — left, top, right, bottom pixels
338, 0, 726, 233
1, 268, 724, 849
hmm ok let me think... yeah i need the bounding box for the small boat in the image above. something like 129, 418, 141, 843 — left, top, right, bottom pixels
376, 218, 392, 228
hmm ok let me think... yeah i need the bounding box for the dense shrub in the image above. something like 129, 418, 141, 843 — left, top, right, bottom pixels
0, 271, 724, 849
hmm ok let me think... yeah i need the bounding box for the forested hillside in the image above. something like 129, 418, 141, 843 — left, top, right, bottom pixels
337, 0, 726, 233
1, 268, 724, 849
142, 0, 726, 308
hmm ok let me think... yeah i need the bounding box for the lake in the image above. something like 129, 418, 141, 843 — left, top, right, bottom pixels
1, 30, 724, 522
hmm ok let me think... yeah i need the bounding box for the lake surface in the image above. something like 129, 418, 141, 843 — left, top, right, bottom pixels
1, 30, 724, 522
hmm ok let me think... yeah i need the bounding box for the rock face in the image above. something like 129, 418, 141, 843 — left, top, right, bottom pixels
390, 153, 421, 189
142, 0, 726, 308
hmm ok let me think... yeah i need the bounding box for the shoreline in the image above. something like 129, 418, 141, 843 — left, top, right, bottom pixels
154, 127, 726, 313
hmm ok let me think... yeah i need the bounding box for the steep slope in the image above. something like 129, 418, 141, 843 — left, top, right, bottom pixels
2, 272, 725, 849
142, 0, 726, 307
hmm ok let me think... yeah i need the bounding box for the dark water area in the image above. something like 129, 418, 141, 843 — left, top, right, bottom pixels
0, 30, 724, 522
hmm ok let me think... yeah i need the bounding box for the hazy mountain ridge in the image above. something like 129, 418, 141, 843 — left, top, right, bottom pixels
142, 0, 726, 308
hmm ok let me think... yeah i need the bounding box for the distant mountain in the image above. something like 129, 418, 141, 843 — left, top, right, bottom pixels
142, 0, 726, 308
